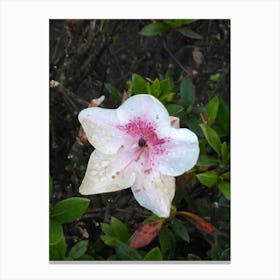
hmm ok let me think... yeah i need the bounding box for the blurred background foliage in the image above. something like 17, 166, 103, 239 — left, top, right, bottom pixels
50, 19, 230, 261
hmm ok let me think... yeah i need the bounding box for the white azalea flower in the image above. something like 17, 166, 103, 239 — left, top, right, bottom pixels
78, 94, 199, 217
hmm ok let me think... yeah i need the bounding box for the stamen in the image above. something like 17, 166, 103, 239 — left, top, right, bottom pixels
116, 147, 145, 175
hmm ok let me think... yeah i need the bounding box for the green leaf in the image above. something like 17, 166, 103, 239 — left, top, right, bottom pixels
49, 219, 66, 260
111, 216, 130, 242
217, 99, 230, 136
132, 73, 147, 94
159, 92, 175, 102
101, 235, 117, 247
105, 83, 122, 102
218, 181, 230, 200
210, 73, 221, 82
180, 77, 195, 109
186, 118, 203, 137
139, 22, 170, 36
200, 124, 222, 155
221, 142, 230, 164
69, 240, 88, 259
76, 254, 94, 260
143, 247, 163, 260
150, 78, 161, 98
171, 218, 190, 242
114, 240, 142, 260
196, 172, 218, 187
164, 19, 197, 27
196, 155, 218, 167
101, 223, 114, 236
143, 215, 162, 225
177, 27, 203, 39
50, 197, 90, 223
159, 227, 176, 259
220, 171, 230, 180
206, 96, 220, 126
165, 104, 184, 116
159, 79, 171, 96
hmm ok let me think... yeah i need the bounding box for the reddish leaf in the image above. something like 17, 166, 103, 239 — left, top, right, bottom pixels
129, 219, 165, 249
177, 211, 217, 234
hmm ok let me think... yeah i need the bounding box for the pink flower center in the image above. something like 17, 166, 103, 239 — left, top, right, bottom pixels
117, 117, 169, 171
119, 117, 167, 148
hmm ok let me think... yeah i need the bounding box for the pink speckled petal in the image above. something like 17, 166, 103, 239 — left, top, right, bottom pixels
78, 107, 125, 154
158, 127, 199, 176
79, 150, 136, 195
116, 94, 171, 138
131, 172, 175, 218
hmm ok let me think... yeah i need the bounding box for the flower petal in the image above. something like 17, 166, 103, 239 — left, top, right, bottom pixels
131, 172, 175, 218
158, 127, 199, 176
78, 107, 124, 154
170, 116, 180, 128
79, 150, 136, 195
116, 94, 171, 138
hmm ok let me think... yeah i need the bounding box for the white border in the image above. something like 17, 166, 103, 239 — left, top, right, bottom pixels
1, 0, 279, 279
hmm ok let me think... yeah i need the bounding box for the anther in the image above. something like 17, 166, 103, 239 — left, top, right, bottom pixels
138, 137, 146, 147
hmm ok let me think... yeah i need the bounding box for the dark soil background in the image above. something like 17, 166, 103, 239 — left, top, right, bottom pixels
50, 19, 230, 260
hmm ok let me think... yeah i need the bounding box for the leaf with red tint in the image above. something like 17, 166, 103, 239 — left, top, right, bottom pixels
129, 219, 165, 249
177, 211, 217, 234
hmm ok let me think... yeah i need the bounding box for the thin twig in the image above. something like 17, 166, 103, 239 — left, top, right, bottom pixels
163, 41, 193, 77
50, 80, 89, 107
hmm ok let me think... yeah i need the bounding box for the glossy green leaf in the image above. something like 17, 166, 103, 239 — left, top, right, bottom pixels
144, 247, 163, 260
49, 219, 66, 260
177, 27, 203, 39
139, 22, 170, 36
159, 227, 176, 258
164, 19, 197, 27
105, 83, 122, 102
200, 124, 221, 155
210, 73, 221, 82
206, 96, 220, 126
221, 142, 230, 164
165, 104, 184, 116
196, 154, 218, 167
150, 78, 161, 98
217, 99, 230, 136
143, 215, 162, 225
218, 181, 230, 200
114, 240, 142, 260
111, 216, 130, 242
220, 171, 230, 180
180, 77, 195, 109
69, 240, 88, 259
76, 254, 94, 260
101, 223, 113, 236
196, 172, 218, 187
171, 218, 190, 242
132, 73, 147, 94
159, 79, 171, 96
101, 235, 117, 247
50, 197, 90, 223
186, 118, 203, 137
